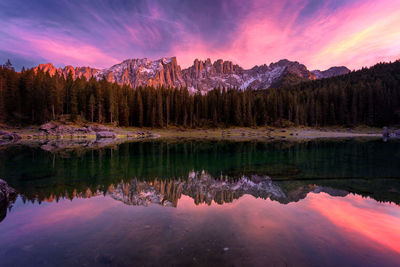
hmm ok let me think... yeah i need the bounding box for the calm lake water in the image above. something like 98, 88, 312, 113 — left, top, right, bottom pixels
0, 139, 399, 267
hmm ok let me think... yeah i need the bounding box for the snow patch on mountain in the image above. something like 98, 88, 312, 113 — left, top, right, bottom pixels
34, 57, 350, 92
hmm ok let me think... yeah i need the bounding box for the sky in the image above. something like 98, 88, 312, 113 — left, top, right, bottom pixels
1, 0, 400, 71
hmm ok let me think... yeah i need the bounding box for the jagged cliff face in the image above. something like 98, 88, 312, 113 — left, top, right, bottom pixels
35, 57, 185, 88
181, 59, 245, 93
34, 57, 350, 92
36, 63, 100, 80
94, 57, 186, 88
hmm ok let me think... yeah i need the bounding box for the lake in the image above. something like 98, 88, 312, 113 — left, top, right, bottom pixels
0, 139, 399, 266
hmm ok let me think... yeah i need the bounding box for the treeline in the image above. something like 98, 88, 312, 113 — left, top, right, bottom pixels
0, 60, 399, 127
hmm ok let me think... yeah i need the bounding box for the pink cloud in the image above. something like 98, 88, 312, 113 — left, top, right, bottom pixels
0, 20, 119, 68
307, 193, 400, 254
2, 0, 400, 70
27, 37, 119, 68
173, 0, 400, 70
306, 1, 400, 69
4, 197, 120, 240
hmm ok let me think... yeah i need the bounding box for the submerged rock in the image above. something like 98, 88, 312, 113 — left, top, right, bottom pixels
54, 125, 72, 134
75, 127, 93, 134
40, 123, 116, 136
96, 131, 116, 139
88, 125, 114, 132
39, 122, 57, 133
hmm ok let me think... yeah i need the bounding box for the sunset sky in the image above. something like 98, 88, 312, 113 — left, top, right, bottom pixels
1, 0, 400, 70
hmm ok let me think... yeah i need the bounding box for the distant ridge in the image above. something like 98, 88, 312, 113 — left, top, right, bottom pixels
34, 57, 350, 92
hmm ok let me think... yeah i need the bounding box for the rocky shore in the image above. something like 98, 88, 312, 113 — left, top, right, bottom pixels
382, 127, 400, 139
0, 122, 157, 146
0, 123, 384, 148
0, 179, 17, 222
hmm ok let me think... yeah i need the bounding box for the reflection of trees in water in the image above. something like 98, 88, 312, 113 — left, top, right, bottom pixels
0, 140, 399, 205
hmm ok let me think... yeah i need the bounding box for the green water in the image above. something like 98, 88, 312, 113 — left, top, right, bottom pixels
0, 139, 399, 266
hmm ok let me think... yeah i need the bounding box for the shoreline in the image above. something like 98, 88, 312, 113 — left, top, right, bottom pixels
151, 127, 382, 141
0, 124, 383, 145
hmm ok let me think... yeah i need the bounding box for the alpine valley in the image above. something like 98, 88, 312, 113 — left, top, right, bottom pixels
35, 57, 350, 93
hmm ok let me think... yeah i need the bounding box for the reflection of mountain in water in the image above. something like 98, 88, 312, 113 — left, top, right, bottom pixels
1, 139, 400, 215
2, 171, 399, 224
108, 172, 348, 207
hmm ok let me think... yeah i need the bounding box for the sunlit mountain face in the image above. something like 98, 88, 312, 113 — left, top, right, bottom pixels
32, 57, 350, 93
1, 0, 400, 71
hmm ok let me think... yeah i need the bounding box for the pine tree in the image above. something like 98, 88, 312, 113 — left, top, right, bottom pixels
1, 60, 400, 128
0, 72, 4, 122
70, 80, 78, 120
233, 92, 242, 126
89, 94, 95, 122
119, 96, 129, 126
136, 89, 144, 127
156, 90, 163, 127
3, 59, 14, 71
165, 93, 170, 127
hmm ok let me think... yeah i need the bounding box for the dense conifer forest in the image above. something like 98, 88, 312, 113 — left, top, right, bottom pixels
0, 60, 399, 127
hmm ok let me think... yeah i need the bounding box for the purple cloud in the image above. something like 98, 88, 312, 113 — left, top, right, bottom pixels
0, 0, 399, 70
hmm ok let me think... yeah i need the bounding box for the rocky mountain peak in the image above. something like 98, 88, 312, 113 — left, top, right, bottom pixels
92, 56, 185, 88
270, 59, 292, 67
35, 63, 99, 80
33, 57, 349, 92
312, 66, 350, 79
35, 63, 60, 76
270, 59, 316, 80
212, 59, 243, 74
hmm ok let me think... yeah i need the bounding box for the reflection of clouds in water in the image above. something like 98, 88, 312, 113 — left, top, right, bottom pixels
1, 140, 400, 266
3, 196, 119, 239
1, 187, 400, 266
307, 193, 400, 254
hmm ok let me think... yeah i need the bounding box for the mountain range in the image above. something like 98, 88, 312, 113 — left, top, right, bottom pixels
35, 57, 350, 93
